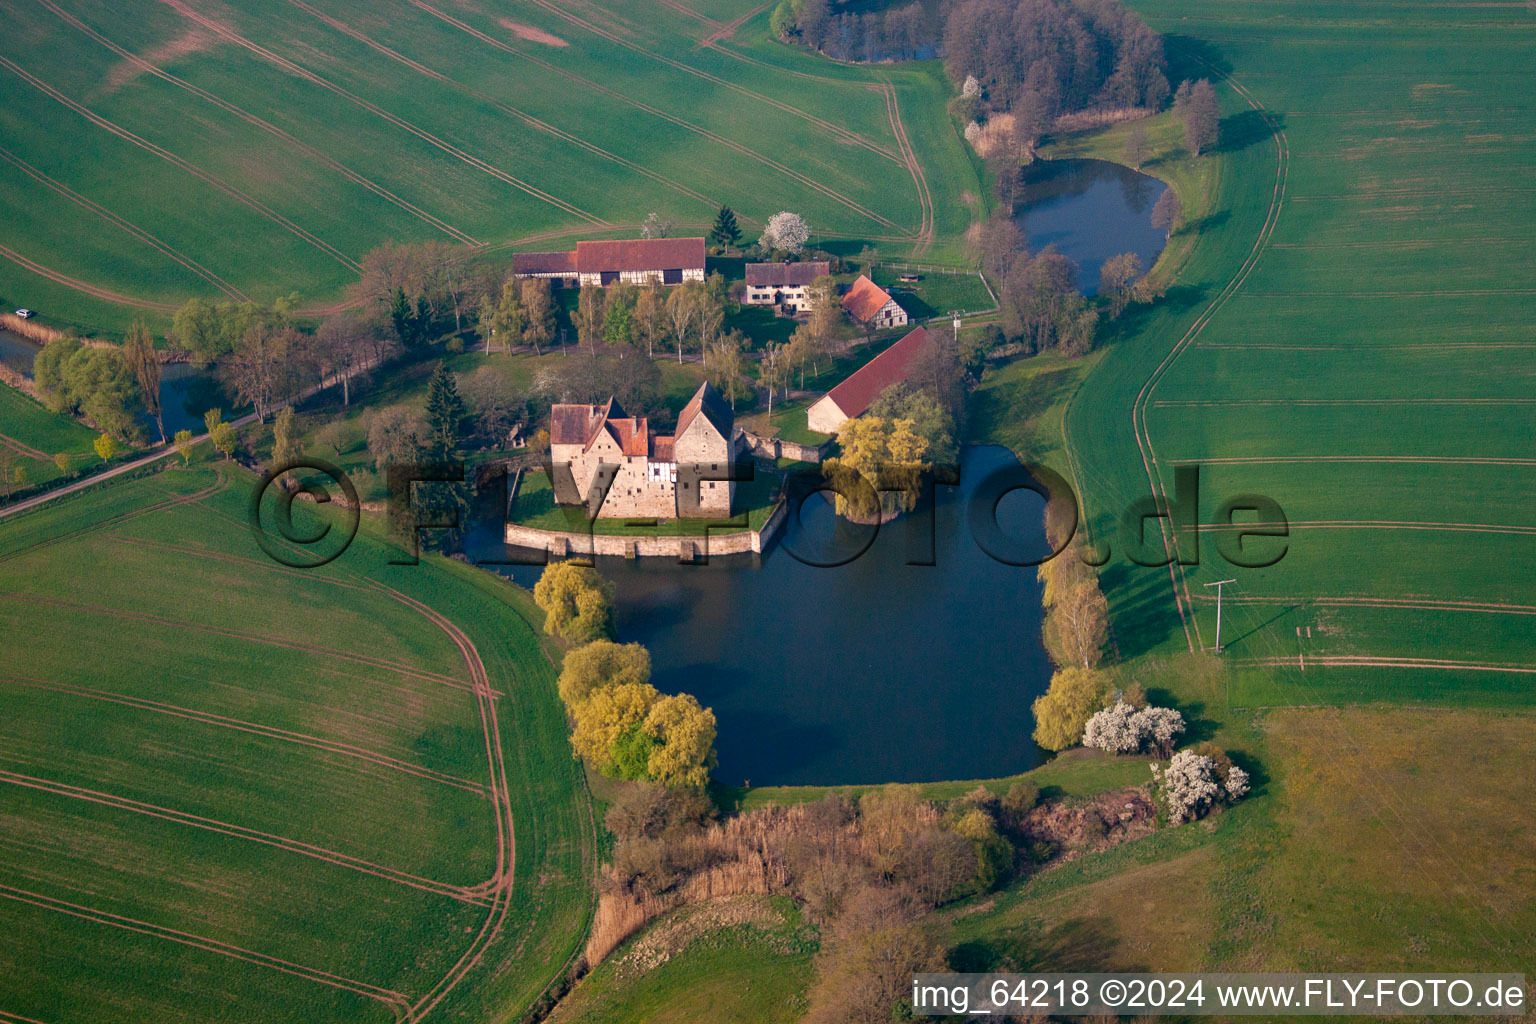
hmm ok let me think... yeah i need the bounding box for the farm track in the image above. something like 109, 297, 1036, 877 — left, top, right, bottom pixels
0, 55, 362, 273
0, 592, 483, 694
0, 674, 489, 795
876, 79, 933, 256
518, 0, 902, 164
155, 0, 607, 227
0, 883, 413, 1020
34, 0, 480, 247
0, 770, 495, 906
284, 0, 720, 215
1190, 454, 1536, 465
1247, 655, 1536, 675
0, 144, 249, 302
405, 0, 906, 234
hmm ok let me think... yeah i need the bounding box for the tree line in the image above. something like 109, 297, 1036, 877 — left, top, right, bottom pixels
774, 0, 1168, 122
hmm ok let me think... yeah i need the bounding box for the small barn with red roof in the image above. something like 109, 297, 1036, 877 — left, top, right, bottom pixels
806, 326, 932, 435
840, 274, 908, 331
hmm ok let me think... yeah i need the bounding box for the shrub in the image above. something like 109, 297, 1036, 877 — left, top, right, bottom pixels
557, 640, 651, 708
1083, 700, 1186, 756
533, 562, 615, 643
1031, 667, 1113, 750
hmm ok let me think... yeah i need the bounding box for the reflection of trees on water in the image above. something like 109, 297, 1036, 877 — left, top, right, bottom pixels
1122, 171, 1155, 215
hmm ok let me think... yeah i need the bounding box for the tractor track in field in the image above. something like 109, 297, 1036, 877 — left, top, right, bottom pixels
105, 534, 380, 593
0, 434, 48, 461
3, 477, 547, 1020
285, 0, 721, 216
697, 1, 772, 45
1126, 58, 1291, 652
405, 0, 905, 234
1245, 655, 1536, 675
0, 479, 224, 564
0, 674, 489, 795
1189, 454, 1536, 465
1204, 519, 1536, 537
517, 0, 902, 164
876, 79, 933, 256
1209, 593, 1536, 616
155, 0, 606, 228
0, 883, 413, 1020
368, 582, 518, 1023
0, 144, 249, 302
0, 592, 483, 694
655, 0, 722, 29
34, 0, 479, 247
0, 54, 362, 273
0, 243, 181, 311
1153, 397, 1536, 407
0, 770, 495, 907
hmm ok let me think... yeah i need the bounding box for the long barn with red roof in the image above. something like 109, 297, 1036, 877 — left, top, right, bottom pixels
806, 326, 933, 435
513, 237, 706, 288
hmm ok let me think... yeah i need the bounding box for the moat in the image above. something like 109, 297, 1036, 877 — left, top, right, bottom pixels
470, 444, 1056, 787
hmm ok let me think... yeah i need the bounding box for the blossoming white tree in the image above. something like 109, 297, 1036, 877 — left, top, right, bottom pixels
1083, 700, 1186, 756
759, 211, 810, 255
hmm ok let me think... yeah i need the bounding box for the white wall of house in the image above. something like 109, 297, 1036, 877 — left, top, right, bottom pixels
806, 395, 849, 435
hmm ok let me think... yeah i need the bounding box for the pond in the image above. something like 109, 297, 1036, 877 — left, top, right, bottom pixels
1012, 157, 1169, 294
466, 444, 1058, 787
0, 329, 223, 440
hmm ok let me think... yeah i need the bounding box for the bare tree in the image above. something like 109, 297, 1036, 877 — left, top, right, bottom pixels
665, 284, 700, 364
315, 312, 373, 406
122, 321, 164, 443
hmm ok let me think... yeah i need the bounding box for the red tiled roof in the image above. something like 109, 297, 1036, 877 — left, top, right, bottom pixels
822, 326, 932, 421
841, 274, 898, 323
549, 397, 647, 456
513, 250, 576, 274
550, 403, 601, 445
575, 237, 705, 275
745, 261, 830, 288
651, 436, 675, 462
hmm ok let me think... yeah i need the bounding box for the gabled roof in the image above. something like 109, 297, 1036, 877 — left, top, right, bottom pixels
675, 381, 733, 441
549, 397, 648, 456
821, 326, 932, 422
575, 237, 706, 274
513, 250, 577, 275
745, 261, 830, 288
841, 274, 899, 323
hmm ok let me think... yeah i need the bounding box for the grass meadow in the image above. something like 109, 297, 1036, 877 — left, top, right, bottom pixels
0, 0, 981, 335
0, 461, 595, 1023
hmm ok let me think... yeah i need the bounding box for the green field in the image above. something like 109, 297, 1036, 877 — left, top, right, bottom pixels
0, 462, 595, 1023
0, 383, 101, 488
0, 0, 981, 335
1056, 1, 1536, 702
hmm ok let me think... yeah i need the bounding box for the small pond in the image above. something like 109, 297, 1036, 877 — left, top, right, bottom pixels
0, 329, 223, 439
1012, 157, 1170, 294
466, 444, 1058, 787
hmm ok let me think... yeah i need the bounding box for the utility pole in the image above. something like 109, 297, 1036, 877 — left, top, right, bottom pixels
1205, 579, 1237, 653
951, 310, 962, 344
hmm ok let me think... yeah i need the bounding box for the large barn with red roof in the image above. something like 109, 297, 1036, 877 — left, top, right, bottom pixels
513, 237, 706, 288
805, 326, 933, 435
